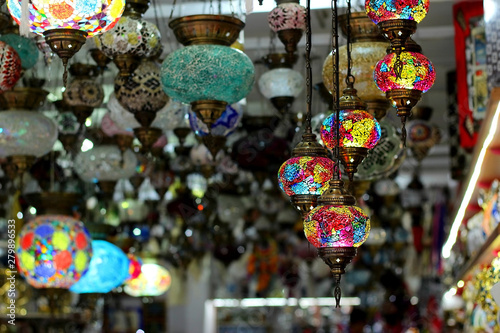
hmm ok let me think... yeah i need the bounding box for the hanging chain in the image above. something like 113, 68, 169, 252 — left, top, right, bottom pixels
345, 0, 355, 86
218, 0, 222, 15
304, 0, 312, 133
229, 0, 236, 17
169, 0, 177, 20
209, 0, 214, 14
331, 0, 341, 179
269, 30, 277, 54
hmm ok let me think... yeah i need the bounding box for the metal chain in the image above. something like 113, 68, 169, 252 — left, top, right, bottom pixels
331, 0, 341, 179
229, 0, 236, 17
218, 0, 222, 14
345, 0, 355, 86
209, 0, 214, 15
169, 0, 177, 20
304, 0, 312, 133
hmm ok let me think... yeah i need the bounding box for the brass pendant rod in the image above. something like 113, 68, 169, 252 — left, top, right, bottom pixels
345, 0, 355, 86
331, 0, 341, 180
304, 0, 312, 134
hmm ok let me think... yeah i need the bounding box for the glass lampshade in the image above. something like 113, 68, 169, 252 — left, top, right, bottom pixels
321, 110, 381, 150
16, 215, 93, 289
100, 112, 134, 137
64, 75, 104, 109
70, 240, 129, 293
56, 112, 80, 135
258, 68, 304, 99
74, 145, 137, 182
365, 0, 430, 24
188, 103, 243, 137
304, 205, 370, 248
268, 2, 306, 32
0, 41, 21, 92
124, 263, 172, 297
407, 119, 435, 146
7, 0, 125, 37
323, 42, 388, 101
95, 16, 161, 58
374, 51, 436, 93
0, 110, 58, 158
115, 60, 168, 114
278, 156, 335, 197
161, 45, 255, 104
0, 34, 39, 69
126, 253, 143, 282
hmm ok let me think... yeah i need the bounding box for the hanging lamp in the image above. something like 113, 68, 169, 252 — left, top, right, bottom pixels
268, 0, 306, 55
0, 40, 21, 92
7, 0, 125, 86
161, 15, 254, 129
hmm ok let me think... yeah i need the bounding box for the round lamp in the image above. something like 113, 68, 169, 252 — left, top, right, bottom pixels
124, 263, 172, 297
268, 0, 306, 54
126, 254, 143, 282
0, 40, 21, 92
258, 68, 304, 100
17, 215, 93, 288
0, 33, 39, 70
70, 240, 129, 293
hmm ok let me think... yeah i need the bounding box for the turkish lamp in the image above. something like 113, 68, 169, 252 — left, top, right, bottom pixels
278, 132, 335, 219
320, 85, 381, 181
374, 40, 436, 144
304, 179, 370, 307
407, 106, 440, 162
268, 0, 306, 54
124, 262, 172, 297
0, 31, 39, 70
0, 88, 56, 183
161, 15, 255, 129
365, 0, 429, 54
0, 40, 21, 92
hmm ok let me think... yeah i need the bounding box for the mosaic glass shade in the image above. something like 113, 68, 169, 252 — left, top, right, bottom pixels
64, 76, 104, 108
161, 45, 255, 104
124, 263, 172, 297
304, 205, 370, 248
321, 110, 381, 150
0, 34, 39, 69
126, 254, 143, 282
407, 119, 434, 146
268, 2, 306, 32
115, 60, 168, 114
7, 0, 125, 37
365, 0, 430, 24
95, 16, 161, 57
258, 68, 304, 99
57, 112, 80, 135
0, 111, 58, 158
323, 42, 387, 101
188, 103, 242, 137
74, 145, 137, 182
0, 41, 21, 92
16, 215, 93, 288
374, 51, 436, 93
356, 119, 405, 180
278, 156, 335, 197
70, 240, 129, 293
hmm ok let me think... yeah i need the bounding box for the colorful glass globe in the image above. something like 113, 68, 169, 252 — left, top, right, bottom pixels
0, 41, 21, 92
268, 2, 306, 32
188, 103, 242, 137
95, 16, 161, 58
278, 156, 335, 197
74, 145, 137, 182
7, 0, 125, 37
321, 110, 381, 150
0, 111, 58, 158
126, 254, 143, 282
114, 60, 168, 114
16, 215, 93, 288
64, 72, 104, 109
70, 240, 129, 293
258, 68, 304, 99
0, 34, 39, 69
365, 0, 430, 24
323, 42, 388, 101
124, 263, 172, 297
161, 45, 255, 104
407, 119, 434, 145
374, 51, 436, 93
304, 205, 370, 248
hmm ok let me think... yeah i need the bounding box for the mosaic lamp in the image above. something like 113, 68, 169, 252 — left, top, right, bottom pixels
373, 41, 435, 144
161, 15, 255, 129
124, 263, 172, 297
0, 33, 39, 70
0, 40, 21, 92
125, 254, 143, 282
320, 85, 381, 181
7, 0, 125, 85
70, 240, 129, 293
258, 53, 304, 114
16, 214, 93, 288
95, 0, 161, 76
323, 12, 390, 120
406, 106, 440, 162
268, 0, 306, 54
365, 0, 429, 53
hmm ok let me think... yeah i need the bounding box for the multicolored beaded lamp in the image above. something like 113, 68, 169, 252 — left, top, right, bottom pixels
365, 0, 429, 54
7, 0, 125, 85
373, 40, 435, 144
268, 0, 306, 54
124, 263, 172, 297
320, 85, 381, 181
16, 215, 93, 288
161, 15, 254, 129
0, 41, 21, 92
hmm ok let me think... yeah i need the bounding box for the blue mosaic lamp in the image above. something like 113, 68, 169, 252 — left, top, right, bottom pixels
0, 34, 39, 70
161, 15, 255, 129
70, 240, 129, 293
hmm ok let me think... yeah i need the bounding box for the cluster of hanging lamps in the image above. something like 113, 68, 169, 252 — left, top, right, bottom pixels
7, 0, 125, 85
365, 0, 435, 143
267, 0, 306, 55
